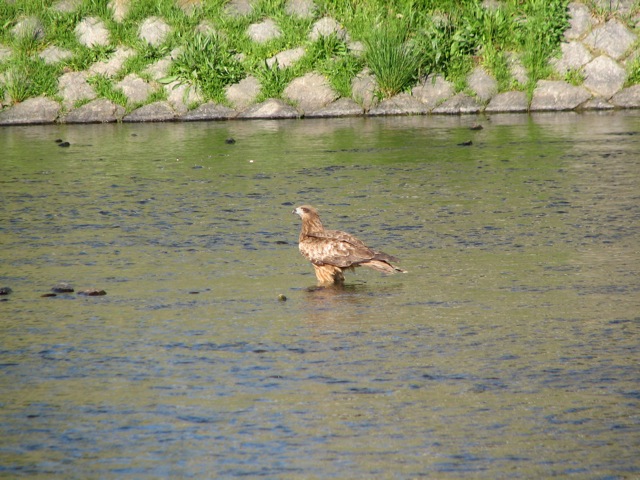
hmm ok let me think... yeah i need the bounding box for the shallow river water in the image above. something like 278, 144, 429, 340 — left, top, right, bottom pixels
1, 112, 639, 478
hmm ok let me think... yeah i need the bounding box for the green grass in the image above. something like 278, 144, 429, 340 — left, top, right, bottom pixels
0, 55, 60, 102
363, 17, 422, 98
564, 68, 585, 86
87, 74, 127, 106
626, 55, 640, 87
0, 0, 582, 107
168, 32, 245, 103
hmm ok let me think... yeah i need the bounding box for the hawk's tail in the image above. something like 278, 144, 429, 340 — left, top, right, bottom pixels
361, 259, 407, 274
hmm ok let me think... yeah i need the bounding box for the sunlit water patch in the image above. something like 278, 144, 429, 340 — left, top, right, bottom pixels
1, 112, 639, 478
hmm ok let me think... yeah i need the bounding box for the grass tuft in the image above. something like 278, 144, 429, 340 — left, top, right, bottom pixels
363, 18, 422, 98
1, 55, 60, 102
169, 32, 245, 102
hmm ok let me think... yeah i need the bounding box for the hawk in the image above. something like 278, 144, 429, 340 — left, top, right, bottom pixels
293, 205, 407, 284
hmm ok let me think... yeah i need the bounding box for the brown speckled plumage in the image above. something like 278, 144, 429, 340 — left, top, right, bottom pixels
293, 205, 407, 285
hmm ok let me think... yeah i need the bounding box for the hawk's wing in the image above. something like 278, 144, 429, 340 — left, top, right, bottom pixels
300, 229, 376, 268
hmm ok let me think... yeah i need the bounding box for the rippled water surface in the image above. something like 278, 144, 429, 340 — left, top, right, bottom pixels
1, 112, 639, 478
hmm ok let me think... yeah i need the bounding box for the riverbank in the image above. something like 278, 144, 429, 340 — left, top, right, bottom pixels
1, 0, 639, 125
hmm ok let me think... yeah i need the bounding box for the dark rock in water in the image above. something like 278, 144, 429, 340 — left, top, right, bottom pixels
0, 287, 12, 295
58, 141, 71, 147
225, 138, 236, 144
78, 288, 107, 296
470, 124, 483, 130
55, 138, 63, 143
52, 283, 74, 293
41, 293, 57, 297
278, 294, 287, 301
458, 140, 473, 146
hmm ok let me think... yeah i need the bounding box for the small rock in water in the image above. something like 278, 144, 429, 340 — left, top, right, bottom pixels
458, 140, 473, 146
278, 293, 287, 301
52, 282, 74, 293
58, 141, 71, 147
225, 138, 236, 144
54, 138, 63, 143
41, 293, 57, 297
470, 124, 483, 130
0, 287, 13, 295
78, 288, 107, 296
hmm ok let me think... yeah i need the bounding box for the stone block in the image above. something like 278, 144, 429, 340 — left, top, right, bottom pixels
564, 2, 592, 40
583, 20, 636, 60
247, 19, 282, 44
237, 99, 299, 119
583, 55, 626, 98
266, 47, 305, 69
283, 73, 338, 112
182, 102, 236, 121
76, 17, 110, 47
123, 101, 176, 122
285, 0, 315, 19
62, 98, 125, 123
351, 71, 378, 110
530, 80, 591, 110
485, 91, 529, 112
58, 71, 96, 108
432, 93, 482, 114
368, 93, 429, 116
0, 97, 60, 125
226, 76, 261, 110
552, 41, 593, 74
309, 17, 348, 41
467, 67, 497, 102
116, 74, 155, 104
139, 17, 172, 46
306, 98, 363, 118
611, 85, 640, 108
412, 75, 454, 110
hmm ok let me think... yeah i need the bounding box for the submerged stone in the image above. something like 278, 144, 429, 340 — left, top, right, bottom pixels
52, 283, 74, 293
78, 289, 107, 296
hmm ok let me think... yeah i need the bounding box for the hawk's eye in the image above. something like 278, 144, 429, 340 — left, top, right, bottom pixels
302, 207, 309, 213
